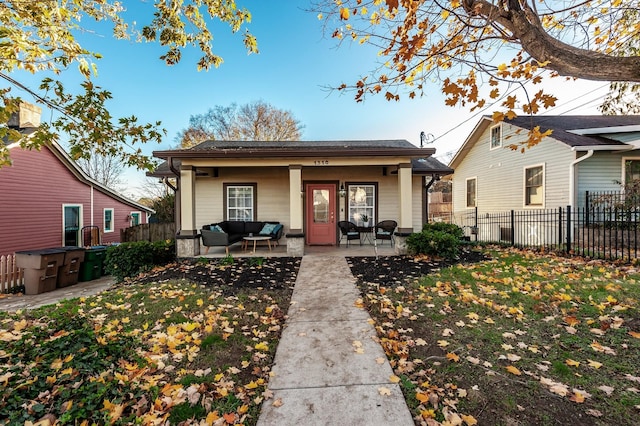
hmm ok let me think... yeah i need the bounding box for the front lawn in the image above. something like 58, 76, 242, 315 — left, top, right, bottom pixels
0, 257, 300, 426
351, 248, 640, 425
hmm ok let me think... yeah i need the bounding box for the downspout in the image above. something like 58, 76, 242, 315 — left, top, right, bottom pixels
90, 186, 94, 226
569, 150, 594, 208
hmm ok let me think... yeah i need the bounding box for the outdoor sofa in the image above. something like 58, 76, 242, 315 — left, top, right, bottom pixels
201, 221, 284, 255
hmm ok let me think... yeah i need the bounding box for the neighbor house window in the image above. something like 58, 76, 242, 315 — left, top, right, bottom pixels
225, 184, 256, 221
347, 184, 376, 226
130, 212, 141, 226
525, 165, 544, 206
104, 208, 114, 233
624, 159, 640, 184
466, 178, 477, 208
490, 124, 502, 149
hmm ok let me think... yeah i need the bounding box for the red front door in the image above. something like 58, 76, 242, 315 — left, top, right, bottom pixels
306, 183, 337, 245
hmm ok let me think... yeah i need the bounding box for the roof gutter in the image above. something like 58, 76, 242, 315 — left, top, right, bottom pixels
569, 149, 594, 208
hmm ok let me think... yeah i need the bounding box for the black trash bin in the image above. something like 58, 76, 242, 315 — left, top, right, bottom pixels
15, 248, 66, 294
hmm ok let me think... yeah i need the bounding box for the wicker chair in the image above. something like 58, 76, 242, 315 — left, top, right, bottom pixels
375, 220, 397, 246
338, 221, 361, 246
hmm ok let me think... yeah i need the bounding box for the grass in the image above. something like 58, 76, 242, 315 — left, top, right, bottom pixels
0, 277, 293, 425
2, 248, 639, 425
355, 247, 640, 425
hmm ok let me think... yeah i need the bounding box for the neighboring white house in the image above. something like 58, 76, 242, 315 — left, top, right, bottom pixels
449, 115, 640, 216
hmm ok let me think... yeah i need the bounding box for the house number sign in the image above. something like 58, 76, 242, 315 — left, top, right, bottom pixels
314, 160, 329, 165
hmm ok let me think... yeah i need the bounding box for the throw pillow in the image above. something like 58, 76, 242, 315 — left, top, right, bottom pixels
211, 225, 224, 233
259, 223, 277, 235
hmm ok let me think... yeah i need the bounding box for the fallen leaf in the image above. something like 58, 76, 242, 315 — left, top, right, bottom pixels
629, 331, 640, 339
376, 357, 386, 364
462, 414, 478, 425
506, 354, 521, 362
437, 340, 449, 347
272, 398, 283, 407
564, 316, 580, 326
586, 409, 603, 417
587, 359, 602, 369
506, 365, 522, 375
378, 387, 391, 396
570, 391, 585, 403
415, 338, 427, 346
598, 385, 615, 395
466, 356, 480, 365
389, 375, 401, 383
565, 359, 580, 367
446, 352, 460, 362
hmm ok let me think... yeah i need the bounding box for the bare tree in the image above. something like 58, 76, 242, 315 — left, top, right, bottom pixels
176, 101, 304, 147
76, 152, 125, 191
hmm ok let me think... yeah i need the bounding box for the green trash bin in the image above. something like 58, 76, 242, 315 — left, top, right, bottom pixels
79, 246, 107, 282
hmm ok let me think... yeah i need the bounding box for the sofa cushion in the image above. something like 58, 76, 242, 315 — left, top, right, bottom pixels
259, 223, 277, 235
227, 221, 245, 235
210, 224, 224, 233
244, 221, 264, 235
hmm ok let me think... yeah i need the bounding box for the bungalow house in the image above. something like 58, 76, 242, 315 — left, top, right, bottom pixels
152, 140, 451, 257
449, 115, 640, 215
0, 103, 153, 256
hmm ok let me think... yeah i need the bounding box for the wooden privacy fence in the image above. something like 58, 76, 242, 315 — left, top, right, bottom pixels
121, 223, 176, 243
1, 254, 23, 293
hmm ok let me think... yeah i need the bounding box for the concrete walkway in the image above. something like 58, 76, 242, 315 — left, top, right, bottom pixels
257, 256, 414, 425
0, 276, 115, 312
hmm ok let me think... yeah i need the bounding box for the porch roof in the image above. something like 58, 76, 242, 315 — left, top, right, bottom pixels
153, 139, 434, 160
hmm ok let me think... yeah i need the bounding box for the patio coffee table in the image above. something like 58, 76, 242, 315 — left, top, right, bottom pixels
242, 235, 272, 252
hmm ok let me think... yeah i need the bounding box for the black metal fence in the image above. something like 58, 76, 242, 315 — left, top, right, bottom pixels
450, 198, 640, 262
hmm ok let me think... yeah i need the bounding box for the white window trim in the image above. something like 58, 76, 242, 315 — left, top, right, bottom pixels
347, 183, 376, 226
104, 208, 114, 233
489, 123, 502, 150
621, 156, 640, 186
523, 163, 545, 208
225, 184, 257, 221
62, 204, 83, 246
130, 211, 141, 226
465, 177, 477, 208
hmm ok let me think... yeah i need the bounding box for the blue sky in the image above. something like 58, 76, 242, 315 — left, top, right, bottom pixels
11, 0, 610, 198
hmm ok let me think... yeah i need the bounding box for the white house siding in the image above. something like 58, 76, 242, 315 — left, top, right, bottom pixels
575, 150, 640, 207
194, 165, 425, 240
452, 122, 574, 215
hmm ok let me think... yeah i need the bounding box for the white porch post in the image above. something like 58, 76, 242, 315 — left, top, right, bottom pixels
289, 165, 303, 232
397, 163, 413, 232
176, 164, 200, 257
396, 163, 413, 254
287, 165, 304, 256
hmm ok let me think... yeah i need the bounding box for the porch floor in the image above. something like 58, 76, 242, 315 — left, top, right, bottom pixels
199, 240, 398, 258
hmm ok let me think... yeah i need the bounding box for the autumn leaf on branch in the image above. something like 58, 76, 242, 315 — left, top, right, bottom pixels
315, 0, 640, 148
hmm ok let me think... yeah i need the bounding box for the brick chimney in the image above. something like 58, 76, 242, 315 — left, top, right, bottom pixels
8, 101, 42, 130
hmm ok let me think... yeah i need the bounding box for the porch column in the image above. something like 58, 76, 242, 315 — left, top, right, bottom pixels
396, 163, 413, 254
287, 165, 304, 256
176, 165, 200, 257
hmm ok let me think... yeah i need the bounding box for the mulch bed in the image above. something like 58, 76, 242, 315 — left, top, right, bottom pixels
347, 249, 490, 286
130, 257, 302, 295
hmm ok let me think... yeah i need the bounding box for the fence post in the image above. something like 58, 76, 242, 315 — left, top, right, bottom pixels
474, 206, 478, 241
510, 210, 515, 246
585, 191, 590, 227
566, 205, 572, 254
558, 207, 563, 251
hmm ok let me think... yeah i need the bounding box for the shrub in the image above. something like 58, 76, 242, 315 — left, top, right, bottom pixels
104, 240, 175, 282
407, 227, 461, 259
422, 222, 464, 240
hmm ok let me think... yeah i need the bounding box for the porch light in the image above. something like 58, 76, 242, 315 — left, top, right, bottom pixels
339, 183, 346, 198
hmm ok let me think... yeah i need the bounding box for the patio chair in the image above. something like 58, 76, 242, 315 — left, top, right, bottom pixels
375, 220, 397, 246
338, 221, 361, 246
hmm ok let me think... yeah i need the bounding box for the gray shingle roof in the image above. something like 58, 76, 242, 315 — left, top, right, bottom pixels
188, 139, 418, 151
505, 115, 640, 147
